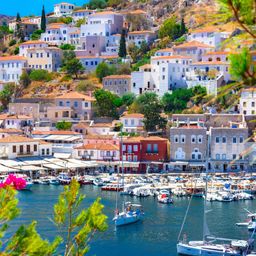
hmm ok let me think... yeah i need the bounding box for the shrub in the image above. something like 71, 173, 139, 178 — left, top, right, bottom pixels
29, 70, 53, 81
76, 80, 95, 92
9, 39, 16, 46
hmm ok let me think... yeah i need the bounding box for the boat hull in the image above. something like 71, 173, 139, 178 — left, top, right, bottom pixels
114, 214, 142, 227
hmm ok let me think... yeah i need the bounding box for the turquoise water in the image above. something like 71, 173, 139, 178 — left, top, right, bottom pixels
9, 185, 256, 255
0, 0, 88, 16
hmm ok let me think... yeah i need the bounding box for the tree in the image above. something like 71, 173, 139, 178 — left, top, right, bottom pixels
0, 83, 15, 109
61, 50, 84, 78
118, 29, 127, 58
56, 120, 72, 130
94, 89, 119, 118
180, 18, 187, 35
29, 69, 52, 81
76, 18, 86, 27
15, 12, 24, 41
54, 180, 107, 255
41, 5, 46, 32
95, 62, 115, 82
218, 0, 255, 39
127, 43, 140, 62
158, 16, 181, 40
86, 0, 107, 9
229, 48, 256, 86
136, 92, 167, 131
19, 71, 31, 88
122, 92, 135, 106
0, 175, 107, 255
31, 29, 44, 40
60, 44, 75, 50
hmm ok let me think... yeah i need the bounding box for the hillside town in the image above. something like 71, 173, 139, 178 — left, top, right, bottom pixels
0, 1, 255, 176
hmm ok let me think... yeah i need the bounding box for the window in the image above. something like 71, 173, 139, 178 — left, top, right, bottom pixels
192, 153, 195, 160
66, 101, 70, 107
232, 137, 237, 143
122, 145, 126, 151
128, 145, 132, 153
222, 137, 226, 143
222, 154, 226, 160
233, 154, 236, 160
181, 135, 186, 143
146, 144, 152, 153
42, 149, 45, 155
46, 148, 50, 155
13, 145, 16, 153
153, 144, 158, 153
26, 145, 30, 153
239, 136, 243, 143
74, 101, 78, 108
20, 145, 23, 153
34, 145, 37, 151
216, 154, 220, 160
216, 137, 220, 143
133, 155, 137, 162
197, 136, 203, 143
174, 135, 179, 143
191, 135, 196, 143
134, 145, 138, 151
252, 102, 255, 107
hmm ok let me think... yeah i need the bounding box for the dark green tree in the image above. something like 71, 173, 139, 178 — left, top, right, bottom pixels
94, 89, 119, 118
19, 71, 31, 88
136, 92, 167, 132
61, 50, 84, 78
118, 29, 127, 58
41, 5, 46, 32
180, 18, 187, 35
56, 120, 72, 130
95, 62, 115, 82
60, 44, 75, 50
122, 92, 135, 106
31, 29, 44, 40
15, 12, 24, 41
0, 83, 16, 109
158, 16, 181, 40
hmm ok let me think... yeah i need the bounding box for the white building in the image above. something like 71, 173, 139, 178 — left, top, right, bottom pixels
41, 23, 78, 46
119, 113, 144, 133
127, 31, 156, 47
187, 28, 231, 48
19, 40, 49, 57
72, 9, 95, 22
0, 56, 27, 83
240, 88, 256, 115
54, 2, 75, 17
0, 114, 33, 130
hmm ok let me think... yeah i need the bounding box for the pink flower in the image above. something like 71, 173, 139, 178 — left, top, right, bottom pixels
0, 174, 26, 190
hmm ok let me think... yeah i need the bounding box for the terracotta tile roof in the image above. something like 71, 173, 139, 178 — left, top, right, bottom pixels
190, 27, 220, 33
129, 10, 147, 15
0, 56, 27, 61
55, 91, 95, 101
91, 11, 116, 16
86, 134, 115, 140
139, 64, 151, 69
0, 128, 23, 133
99, 55, 119, 59
121, 113, 144, 118
103, 75, 131, 79
90, 123, 112, 128
20, 40, 47, 46
156, 48, 173, 53
77, 55, 100, 59
32, 130, 80, 135
128, 30, 154, 35
47, 23, 65, 29
73, 9, 94, 13
76, 143, 119, 151
173, 40, 214, 49
204, 51, 231, 55
37, 140, 52, 145
123, 136, 144, 143
192, 61, 229, 65
0, 135, 35, 143
0, 114, 32, 120
73, 122, 90, 129
152, 55, 191, 60
141, 136, 168, 141
242, 88, 256, 92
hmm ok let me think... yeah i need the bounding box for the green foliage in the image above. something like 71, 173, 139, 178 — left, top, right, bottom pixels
191, 85, 207, 105
108, 0, 122, 7
60, 44, 75, 50
132, 56, 150, 71
118, 29, 127, 58
0, 83, 15, 109
13, 47, 19, 55
94, 89, 120, 118
9, 39, 16, 47
31, 30, 44, 40
41, 5, 46, 32
158, 16, 186, 40
122, 92, 136, 106
19, 71, 31, 88
56, 120, 72, 130
76, 18, 86, 27
86, 0, 107, 9
136, 92, 167, 131
175, 35, 186, 43
15, 12, 24, 42
115, 63, 131, 75
61, 50, 84, 78
95, 62, 115, 82
54, 180, 107, 255
29, 70, 53, 81
76, 80, 96, 92
48, 17, 73, 25
0, 25, 11, 40
162, 88, 193, 113
229, 48, 256, 86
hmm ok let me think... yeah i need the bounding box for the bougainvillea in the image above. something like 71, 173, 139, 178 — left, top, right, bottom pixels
0, 174, 26, 190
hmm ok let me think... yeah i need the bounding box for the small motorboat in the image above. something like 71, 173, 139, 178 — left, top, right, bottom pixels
57, 173, 71, 185
113, 202, 144, 227
93, 178, 104, 186
158, 192, 173, 204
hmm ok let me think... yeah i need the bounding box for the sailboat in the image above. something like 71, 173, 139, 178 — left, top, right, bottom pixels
177, 138, 255, 256
113, 130, 144, 227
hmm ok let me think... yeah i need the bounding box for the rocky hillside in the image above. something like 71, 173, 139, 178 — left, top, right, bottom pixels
0, 14, 14, 25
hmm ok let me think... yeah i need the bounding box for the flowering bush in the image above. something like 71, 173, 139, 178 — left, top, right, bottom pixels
0, 174, 26, 190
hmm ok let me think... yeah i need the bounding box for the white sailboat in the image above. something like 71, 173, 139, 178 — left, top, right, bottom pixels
113, 130, 144, 227
177, 138, 255, 256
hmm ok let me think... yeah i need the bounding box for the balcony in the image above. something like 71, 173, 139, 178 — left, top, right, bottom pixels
17, 152, 33, 156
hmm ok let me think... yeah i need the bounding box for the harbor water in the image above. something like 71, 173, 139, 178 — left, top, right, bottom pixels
9, 185, 256, 256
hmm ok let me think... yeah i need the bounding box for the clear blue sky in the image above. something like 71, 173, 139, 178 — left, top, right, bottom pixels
0, 0, 88, 16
